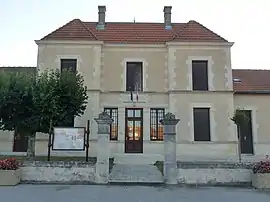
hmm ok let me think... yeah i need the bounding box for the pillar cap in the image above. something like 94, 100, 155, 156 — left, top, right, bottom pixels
94, 112, 113, 125
160, 112, 180, 125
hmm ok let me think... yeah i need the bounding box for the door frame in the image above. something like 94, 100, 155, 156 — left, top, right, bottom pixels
125, 108, 143, 153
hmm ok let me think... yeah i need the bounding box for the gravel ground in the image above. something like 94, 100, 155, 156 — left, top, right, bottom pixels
0, 184, 269, 202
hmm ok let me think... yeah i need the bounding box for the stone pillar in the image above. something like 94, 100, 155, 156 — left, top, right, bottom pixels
160, 112, 180, 185
118, 108, 125, 142
94, 112, 113, 184
143, 108, 150, 140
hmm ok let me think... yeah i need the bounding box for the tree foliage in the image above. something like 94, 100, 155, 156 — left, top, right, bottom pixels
231, 108, 250, 126
0, 72, 36, 133
33, 69, 88, 133
0, 69, 88, 134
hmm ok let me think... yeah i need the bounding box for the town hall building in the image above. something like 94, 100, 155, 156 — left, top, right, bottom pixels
1, 6, 270, 163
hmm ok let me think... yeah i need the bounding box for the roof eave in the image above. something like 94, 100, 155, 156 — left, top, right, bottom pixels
166, 41, 234, 47
35, 40, 104, 46
234, 90, 270, 95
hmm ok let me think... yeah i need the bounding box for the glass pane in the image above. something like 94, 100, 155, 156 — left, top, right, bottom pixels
134, 121, 141, 140
135, 110, 141, 117
128, 110, 133, 118
150, 126, 156, 140
150, 109, 165, 141
127, 121, 134, 140
104, 109, 110, 116
157, 125, 164, 140
111, 125, 117, 139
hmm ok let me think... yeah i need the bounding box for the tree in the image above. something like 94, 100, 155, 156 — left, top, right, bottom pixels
0, 69, 88, 158
231, 108, 249, 162
33, 69, 88, 132
0, 71, 36, 157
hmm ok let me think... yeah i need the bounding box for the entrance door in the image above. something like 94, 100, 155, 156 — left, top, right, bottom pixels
125, 108, 143, 153
239, 110, 254, 154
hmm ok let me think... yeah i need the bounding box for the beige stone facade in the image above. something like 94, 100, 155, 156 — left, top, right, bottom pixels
1, 39, 269, 162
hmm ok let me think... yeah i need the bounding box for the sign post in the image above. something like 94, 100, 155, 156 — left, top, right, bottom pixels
47, 120, 90, 161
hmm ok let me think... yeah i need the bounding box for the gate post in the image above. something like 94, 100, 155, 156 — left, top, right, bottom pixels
160, 112, 180, 184
94, 112, 113, 184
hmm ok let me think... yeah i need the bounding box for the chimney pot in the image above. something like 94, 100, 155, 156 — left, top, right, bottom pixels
97, 5, 106, 30
163, 6, 172, 30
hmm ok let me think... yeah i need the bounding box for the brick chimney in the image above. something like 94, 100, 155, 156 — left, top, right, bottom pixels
163, 6, 172, 30
97, 5, 106, 30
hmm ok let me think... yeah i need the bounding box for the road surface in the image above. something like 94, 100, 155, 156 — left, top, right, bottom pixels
0, 185, 269, 202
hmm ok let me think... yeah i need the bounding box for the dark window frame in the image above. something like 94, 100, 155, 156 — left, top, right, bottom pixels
126, 62, 143, 92
192, 60, 209, 91
150, 108, 165, 141
193, 107, 211, 141
104, 108, 119, 141
60, 59, 77, 73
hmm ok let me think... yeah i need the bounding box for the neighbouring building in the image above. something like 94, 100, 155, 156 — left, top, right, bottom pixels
1, 6, 270, 162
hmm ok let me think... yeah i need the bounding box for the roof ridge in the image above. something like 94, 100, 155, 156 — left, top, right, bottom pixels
79, 20, 99, 40
83, 21, 185, 24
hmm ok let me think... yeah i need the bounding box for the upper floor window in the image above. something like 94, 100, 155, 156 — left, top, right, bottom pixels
104, 108, 118, 140
193, 108, 210, 141
60, 58, 77, 127
150, 108, 165, 141
61, 59, 77, 73
192, 60, 208, 91
126, 62, 143, 92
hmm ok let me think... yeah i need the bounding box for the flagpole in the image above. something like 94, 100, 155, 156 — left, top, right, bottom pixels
136, 83, 139, 102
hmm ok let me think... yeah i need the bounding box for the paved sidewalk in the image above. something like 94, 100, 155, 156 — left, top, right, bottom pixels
0, 185, 269, 202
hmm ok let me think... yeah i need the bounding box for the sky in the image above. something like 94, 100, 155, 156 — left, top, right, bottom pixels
0, 0, 269, 69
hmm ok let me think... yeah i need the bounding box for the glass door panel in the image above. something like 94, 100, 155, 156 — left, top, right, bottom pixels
127, 120, 134, 140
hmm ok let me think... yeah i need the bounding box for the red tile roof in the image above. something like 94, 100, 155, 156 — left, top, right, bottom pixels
232, 69, 270, 93
41, 19, 98, 41
172, 20, 228, 42
40, 19, 228, 43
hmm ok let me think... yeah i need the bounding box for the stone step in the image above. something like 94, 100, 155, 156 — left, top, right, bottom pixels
113, 154, 163, 165
109, 164, 164, 184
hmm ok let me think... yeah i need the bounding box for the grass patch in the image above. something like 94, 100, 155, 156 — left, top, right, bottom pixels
154, 161, 164, 175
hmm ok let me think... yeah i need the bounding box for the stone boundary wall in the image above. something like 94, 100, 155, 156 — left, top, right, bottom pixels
18, 160, 256, 186
177, 162, 253, 186
21, 161, 96, 184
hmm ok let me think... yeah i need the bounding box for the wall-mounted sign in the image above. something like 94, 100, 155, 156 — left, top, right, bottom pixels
52, 127, 85, 151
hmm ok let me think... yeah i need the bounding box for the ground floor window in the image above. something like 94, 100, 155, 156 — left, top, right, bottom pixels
104, 108, 118, 140
150, 108, 165, 141
193, 107, 211, 141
